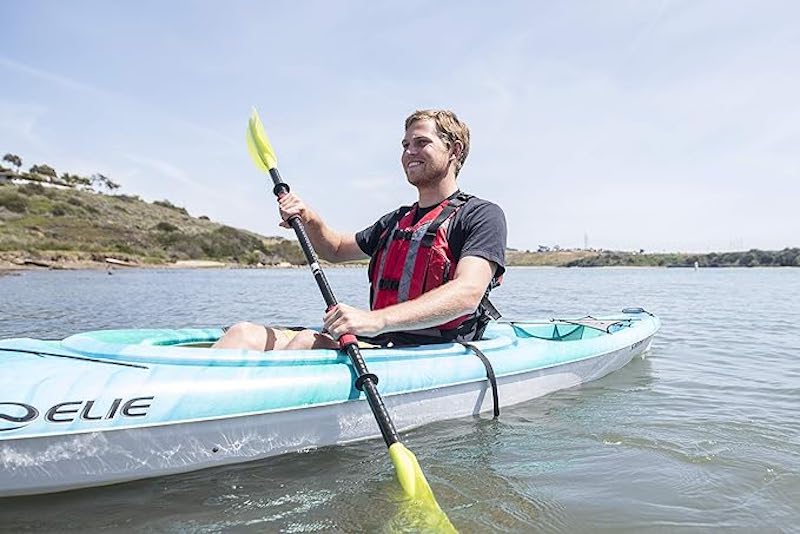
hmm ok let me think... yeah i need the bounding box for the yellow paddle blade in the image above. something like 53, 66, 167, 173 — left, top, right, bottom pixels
246, 107, 278, 172
389, 442, 457, 532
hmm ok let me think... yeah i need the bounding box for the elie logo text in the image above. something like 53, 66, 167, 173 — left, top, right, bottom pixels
0, 396, 155, 432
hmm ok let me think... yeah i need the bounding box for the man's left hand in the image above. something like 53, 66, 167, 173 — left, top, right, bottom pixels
323, 303, 385, 339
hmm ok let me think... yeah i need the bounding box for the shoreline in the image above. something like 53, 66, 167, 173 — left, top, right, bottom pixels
0, 257, 371, 273
3, 260, 797, 275
2, 248, 798, 273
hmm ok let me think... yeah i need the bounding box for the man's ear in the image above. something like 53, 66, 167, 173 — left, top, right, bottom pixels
450, 140, 464, 160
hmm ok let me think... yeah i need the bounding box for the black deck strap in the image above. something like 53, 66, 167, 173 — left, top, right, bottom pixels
553, 316, 626, 333
355, 372, 379, 391
461, 342, 499, 418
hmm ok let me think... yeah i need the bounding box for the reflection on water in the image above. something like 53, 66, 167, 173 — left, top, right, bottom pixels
1, 267, 799, 531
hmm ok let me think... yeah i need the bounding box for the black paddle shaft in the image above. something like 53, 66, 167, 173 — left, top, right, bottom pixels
268, 168, 401, 448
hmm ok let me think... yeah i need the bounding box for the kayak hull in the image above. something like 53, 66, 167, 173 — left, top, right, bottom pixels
0, 311, 659, 497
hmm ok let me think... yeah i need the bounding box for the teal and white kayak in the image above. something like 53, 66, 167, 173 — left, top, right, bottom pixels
0, 309, 659, 497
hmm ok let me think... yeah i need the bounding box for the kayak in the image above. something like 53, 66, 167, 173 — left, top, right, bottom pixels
0, 308, 659, 497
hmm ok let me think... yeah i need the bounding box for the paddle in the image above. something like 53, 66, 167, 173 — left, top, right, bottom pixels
246, 109, 455, 530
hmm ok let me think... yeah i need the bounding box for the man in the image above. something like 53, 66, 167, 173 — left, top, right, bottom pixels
213, 109, 506, 350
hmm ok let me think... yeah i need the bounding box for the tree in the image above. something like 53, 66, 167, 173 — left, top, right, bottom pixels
777, 248, 800, 267
29, 164, 58, 181
91, 173, 121, 193
739, 251, 758, 267
61, 172, 92, 189
3, 153, 22, 173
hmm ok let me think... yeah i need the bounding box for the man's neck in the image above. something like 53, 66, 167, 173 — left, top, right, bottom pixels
417, 175, 459, 208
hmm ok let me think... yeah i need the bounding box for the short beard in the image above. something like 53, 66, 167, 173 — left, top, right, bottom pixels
405, 168, 447, 188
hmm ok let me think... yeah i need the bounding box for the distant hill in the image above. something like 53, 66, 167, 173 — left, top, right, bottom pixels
535, 248, 800, 267
506, 249, 599, 266
0, 181, 305, 267
2, 180, 796, 270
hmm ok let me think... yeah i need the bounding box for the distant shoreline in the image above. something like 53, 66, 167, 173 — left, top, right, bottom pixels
3, 257, 798, 275
0, 256, 364, 273
2, 247, 798, 273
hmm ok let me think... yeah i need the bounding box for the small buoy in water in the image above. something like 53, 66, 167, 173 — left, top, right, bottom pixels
693, 261, 699, 271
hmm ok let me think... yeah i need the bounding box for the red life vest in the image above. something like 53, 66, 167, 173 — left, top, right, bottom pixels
367, 192, 498, 339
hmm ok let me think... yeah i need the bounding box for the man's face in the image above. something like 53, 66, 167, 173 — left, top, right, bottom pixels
401, 119, 455, 187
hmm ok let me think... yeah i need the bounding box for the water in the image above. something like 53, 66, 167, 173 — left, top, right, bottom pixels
1, 267, 798, 532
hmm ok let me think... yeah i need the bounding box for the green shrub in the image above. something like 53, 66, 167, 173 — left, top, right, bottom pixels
19, 183, 46, 196
167, 240, 205, 260
154, 199, 189, 215
0, 191, 29, 213
242, 250, 263, 265
154, 221, 179, 232
111, 242, 135, 254
265, 239, 305, 264
66, 196, 98, 214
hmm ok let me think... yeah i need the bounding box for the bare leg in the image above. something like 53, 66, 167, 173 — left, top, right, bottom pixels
284, 329, 340, 350
212, 322, 301, 350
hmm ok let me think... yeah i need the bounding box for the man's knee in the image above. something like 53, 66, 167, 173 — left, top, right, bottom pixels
226, 321, 260, 338
221, 321, 266, 349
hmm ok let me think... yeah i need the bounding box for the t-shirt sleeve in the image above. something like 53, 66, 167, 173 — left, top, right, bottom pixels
355, 208, 405, 256
459, 201, 507, 279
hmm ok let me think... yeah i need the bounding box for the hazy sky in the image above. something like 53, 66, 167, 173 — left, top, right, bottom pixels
1, 1, 797, 252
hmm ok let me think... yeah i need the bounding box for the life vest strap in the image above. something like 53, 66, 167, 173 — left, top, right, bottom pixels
481, 295, 503, 321
377, 279, 400, 290
392, 229, 414, 241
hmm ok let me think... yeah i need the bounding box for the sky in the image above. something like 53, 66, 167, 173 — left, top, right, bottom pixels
1, 0, 798, 253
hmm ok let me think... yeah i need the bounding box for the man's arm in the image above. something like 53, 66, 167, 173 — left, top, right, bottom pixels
278, 192, 367, 262
323, 255, 496, 337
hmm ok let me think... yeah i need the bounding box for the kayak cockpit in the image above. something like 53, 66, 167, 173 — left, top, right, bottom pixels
52, 313, 643, 367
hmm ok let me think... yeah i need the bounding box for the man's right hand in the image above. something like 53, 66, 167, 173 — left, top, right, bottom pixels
276, 191, 367, 264
278, 192, 314, 228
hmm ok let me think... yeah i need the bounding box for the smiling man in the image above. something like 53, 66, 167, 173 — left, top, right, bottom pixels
214, 109, 507, 350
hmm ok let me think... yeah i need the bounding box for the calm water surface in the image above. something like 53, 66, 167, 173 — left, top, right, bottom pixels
1, 267, 798, 532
